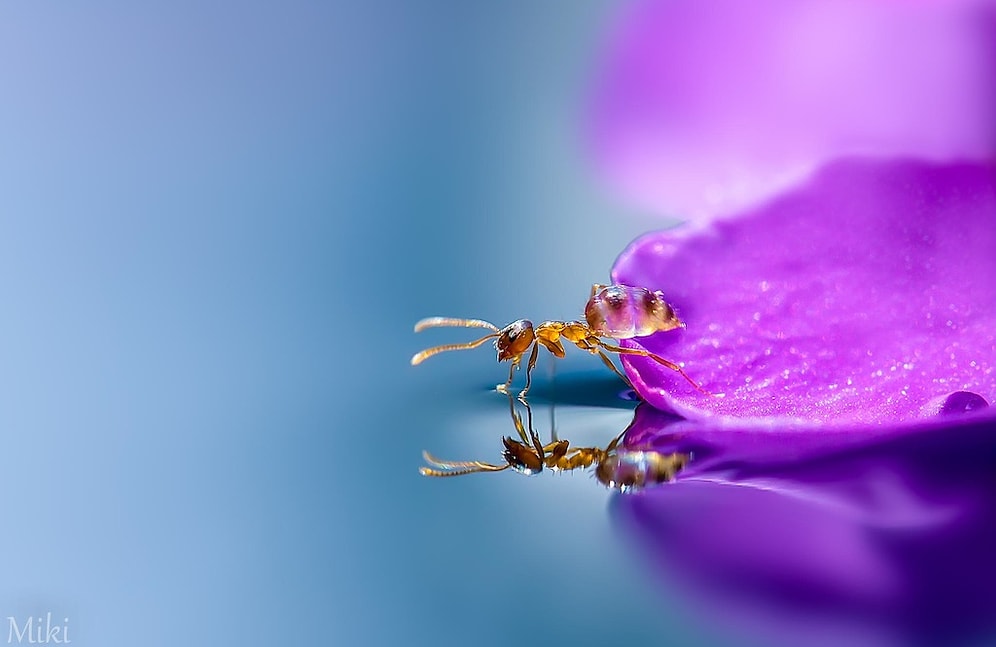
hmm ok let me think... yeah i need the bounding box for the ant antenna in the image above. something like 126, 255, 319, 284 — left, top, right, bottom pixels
410, 318, 501, 366
414, 318, 499, 333
419, 450, 508, 477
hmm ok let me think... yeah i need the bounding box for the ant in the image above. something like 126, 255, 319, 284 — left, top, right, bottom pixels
411, 283, 704, 397
420, 394, 689, 492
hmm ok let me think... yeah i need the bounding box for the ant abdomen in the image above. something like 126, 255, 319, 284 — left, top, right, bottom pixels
595, 450, 688, 492
585, 285, 684, 339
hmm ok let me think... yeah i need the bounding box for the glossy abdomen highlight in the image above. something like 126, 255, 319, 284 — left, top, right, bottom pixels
584, 285, 683, 338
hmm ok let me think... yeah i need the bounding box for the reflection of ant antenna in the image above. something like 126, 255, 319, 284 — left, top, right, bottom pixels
420, 393, 689, 492
419, 393, 544, 477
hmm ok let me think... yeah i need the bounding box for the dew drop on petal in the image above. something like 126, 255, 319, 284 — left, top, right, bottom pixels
919, 391, 989, 417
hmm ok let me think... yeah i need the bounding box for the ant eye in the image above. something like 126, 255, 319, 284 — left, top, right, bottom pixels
508, 320, 532, 340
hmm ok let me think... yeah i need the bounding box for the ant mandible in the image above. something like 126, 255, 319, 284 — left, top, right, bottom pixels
411, 283, 704, 397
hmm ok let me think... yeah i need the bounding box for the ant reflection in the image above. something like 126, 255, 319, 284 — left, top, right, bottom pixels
420, 394, 689, 493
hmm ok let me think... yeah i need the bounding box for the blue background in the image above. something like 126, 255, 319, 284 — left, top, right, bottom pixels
0, 3, 703, 646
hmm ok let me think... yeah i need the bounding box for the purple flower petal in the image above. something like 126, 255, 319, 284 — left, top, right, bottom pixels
611, 158, 996, 424
614, 403, 996, 647
589, 0, 996, 220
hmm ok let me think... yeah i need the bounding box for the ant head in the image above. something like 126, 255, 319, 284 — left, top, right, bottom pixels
501, 436, 544, 475
595, 450, 688, 492
495, 319, 535, 362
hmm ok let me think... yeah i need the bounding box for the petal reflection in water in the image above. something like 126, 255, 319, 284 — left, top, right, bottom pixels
614, 406, 996, 647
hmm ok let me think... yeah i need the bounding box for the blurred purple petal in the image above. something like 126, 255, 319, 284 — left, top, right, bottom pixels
590, 0, 996, 220
614, 403, 996, 647
611, 158, 996, 424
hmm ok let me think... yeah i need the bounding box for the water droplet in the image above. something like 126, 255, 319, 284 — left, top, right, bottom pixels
920, 391, 989, 417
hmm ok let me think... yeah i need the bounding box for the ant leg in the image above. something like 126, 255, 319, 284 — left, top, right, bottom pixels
549, 401, 558, 442
519, 343, 541, 398
593, 348, 636, 390
519, 402, 546, 460
507, 392, 531, 445
596, 339, 709, 394
497, 357, 520, 394
576, 337, 636, 389
602, 429, 628, 454
543, 439, 570, 461
529, 430, 545, 464
509, 395, 545, 461
589, 283, 608, 298
521, 395, 537, 435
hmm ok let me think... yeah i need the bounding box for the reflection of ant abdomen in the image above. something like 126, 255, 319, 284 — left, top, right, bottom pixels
595, 450, 688, 492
